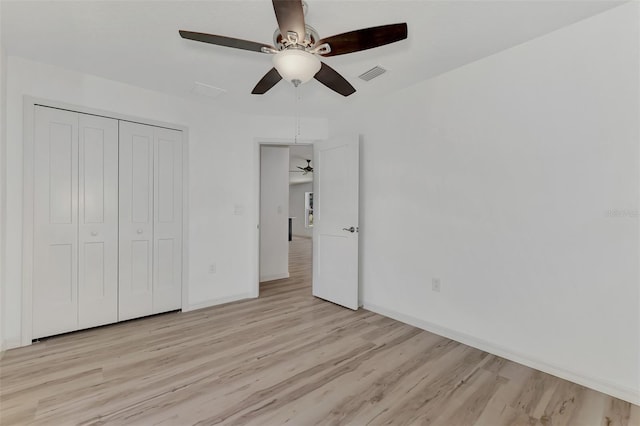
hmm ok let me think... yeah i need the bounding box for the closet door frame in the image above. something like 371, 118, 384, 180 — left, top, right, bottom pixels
21, 96, 190, 346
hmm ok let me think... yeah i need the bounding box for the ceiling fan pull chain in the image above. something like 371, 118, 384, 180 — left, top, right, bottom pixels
294, 84, 300, 143
297, 86, 301, 138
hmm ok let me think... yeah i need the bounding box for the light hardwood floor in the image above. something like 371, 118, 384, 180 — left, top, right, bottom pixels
1, 237, 638, 425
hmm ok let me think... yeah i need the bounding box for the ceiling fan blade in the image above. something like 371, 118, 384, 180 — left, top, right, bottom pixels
252, 68, 283, 94
272, 0, 306, 43
317, 23, 408, 57
179, 30, 274, 53
314, 62, 356, 97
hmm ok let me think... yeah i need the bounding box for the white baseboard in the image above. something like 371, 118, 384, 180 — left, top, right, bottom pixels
364, 302, 640, 406
259, 272, 289, 282
1, 338, 23, 352
184, 292, 254, 312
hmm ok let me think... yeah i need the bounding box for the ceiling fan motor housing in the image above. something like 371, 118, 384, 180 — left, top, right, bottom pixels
273, 25, 319, 50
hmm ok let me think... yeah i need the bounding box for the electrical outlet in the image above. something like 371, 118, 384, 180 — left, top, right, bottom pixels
209, 263, 216, 274
432, 278, 441, 292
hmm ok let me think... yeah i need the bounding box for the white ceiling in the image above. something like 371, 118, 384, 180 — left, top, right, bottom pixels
289, 144, 313, 185
1, 1, 624, 116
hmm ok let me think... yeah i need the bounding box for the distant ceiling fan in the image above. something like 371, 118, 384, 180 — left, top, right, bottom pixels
179, 0, 408, 97
290, 159, 313, 175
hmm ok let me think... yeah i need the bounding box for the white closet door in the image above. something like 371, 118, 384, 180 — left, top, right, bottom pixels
33, 106, 79, 338
119, 121, 154, 321
78, 114, 119, 329
153, 127, 182, 313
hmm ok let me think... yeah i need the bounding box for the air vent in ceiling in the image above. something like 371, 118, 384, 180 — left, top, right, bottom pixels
358, 66, 387, 82
192, 81, 227, 99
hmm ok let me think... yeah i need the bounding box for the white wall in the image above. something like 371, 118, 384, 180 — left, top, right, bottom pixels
0, 18, 7, 351
260, 146, 290, 282
2, 56, 328, 348
289, 182, 313, 238
332, 3, 639, 404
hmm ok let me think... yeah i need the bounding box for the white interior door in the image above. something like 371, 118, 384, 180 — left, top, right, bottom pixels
78, 114, 119, 329
33, 106, 79, 338
119, 121, 154, 321
152, 127, 183, 314
312, 135, 359, 310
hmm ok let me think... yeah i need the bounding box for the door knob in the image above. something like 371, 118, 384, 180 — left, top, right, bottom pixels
342, 226, 356, 233
91, 231, 98, 236
137, 229, 143, 234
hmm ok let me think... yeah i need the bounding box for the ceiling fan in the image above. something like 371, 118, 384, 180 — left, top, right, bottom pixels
290, 159, 313, 175
179, 0, 408, 97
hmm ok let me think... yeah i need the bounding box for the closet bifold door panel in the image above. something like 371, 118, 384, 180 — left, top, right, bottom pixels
78, 114, 119, 329
33, 107, 80, 338
153, 127, 183, 314
119, 122, 182, 320
119, 121, 155, 321
33, 107, 118, 339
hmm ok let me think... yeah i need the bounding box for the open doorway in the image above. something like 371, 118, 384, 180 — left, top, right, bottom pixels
255, 135, 360, 309
258, 143, 314, 298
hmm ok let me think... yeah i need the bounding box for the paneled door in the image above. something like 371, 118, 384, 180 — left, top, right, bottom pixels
77, 114, 119, 329
312, 135, 360, 310
119, 121, 155, 321
33, 107, 120, 338
153, 127, 183, 313
119, 122, 183, 320
33, 106, 80, 338
31, 106, 183, 338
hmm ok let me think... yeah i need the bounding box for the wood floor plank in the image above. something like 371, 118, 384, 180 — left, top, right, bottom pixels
0, 237, 637, 425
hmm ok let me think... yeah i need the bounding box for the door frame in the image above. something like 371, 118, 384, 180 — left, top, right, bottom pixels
252, 138, 316, 298
21, 96, 190, 346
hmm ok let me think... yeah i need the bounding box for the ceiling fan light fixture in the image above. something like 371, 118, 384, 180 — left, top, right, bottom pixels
272, 49, 321, 86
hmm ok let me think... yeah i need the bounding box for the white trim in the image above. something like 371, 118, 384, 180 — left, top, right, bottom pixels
259, 273, 290, 283
364, 302, 640, 406
21, 96, 190, 347
1, 338, 21, 352
637, 0, 640, 407
183, 292, 254, 313
27, 97, 187, 132
181, 128, 190, 315
21, 99, 35, 346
